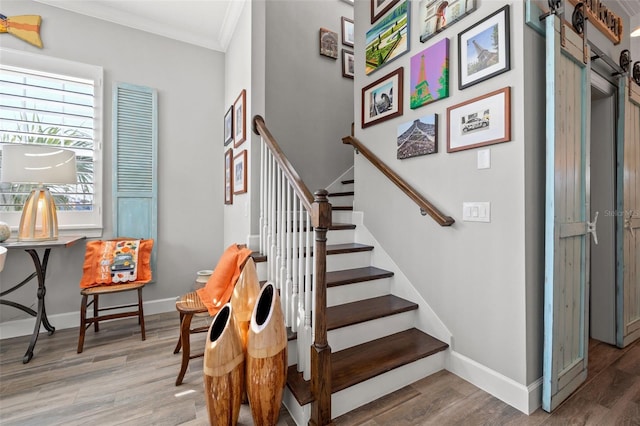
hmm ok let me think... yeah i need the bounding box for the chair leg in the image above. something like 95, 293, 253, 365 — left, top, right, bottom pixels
138, 288, 146, 341
173, 312, 184, 354
78, 294, 88, 353
93, 294, 99, 332
175, 313, 193, 386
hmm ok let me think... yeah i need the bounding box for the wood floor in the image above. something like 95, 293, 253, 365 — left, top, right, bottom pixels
1, 312, 638, 425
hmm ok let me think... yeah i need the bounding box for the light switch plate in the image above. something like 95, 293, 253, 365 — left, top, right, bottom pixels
463, 202, 491, 222
477, 149, 491, 169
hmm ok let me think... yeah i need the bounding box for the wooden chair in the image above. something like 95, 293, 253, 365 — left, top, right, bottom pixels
173, 244, 253, 386
77, 238, 153, 354
77, 282, 146, 353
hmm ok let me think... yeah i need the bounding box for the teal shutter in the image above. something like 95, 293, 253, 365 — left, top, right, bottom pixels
112, 82, 158, 272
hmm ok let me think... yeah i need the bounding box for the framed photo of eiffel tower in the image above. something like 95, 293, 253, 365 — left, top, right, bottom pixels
458, 5, 510, 90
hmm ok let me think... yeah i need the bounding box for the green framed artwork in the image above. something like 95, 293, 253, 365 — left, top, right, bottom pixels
365, 0, 409, 75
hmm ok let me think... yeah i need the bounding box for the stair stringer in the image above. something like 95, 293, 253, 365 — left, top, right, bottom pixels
324, 166, 354, 194
351, 210, 452, 346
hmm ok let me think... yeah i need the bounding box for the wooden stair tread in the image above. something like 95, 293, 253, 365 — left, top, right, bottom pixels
341, 179, 354, 185
332, 206, 353, 211
327, 243, 373, 254
286, 328, 448, 405
327, 295, 417, 330
328, 191, 355, 197
327, 266, 393, 287
329, 222, 356, 230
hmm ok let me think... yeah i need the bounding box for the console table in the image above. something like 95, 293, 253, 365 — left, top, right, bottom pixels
0, 235, 85, 363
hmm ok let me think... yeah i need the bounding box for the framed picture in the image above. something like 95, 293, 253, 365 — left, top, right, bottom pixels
418, 0, 476, 44
342, 49, 354, 79
341, 17, 354, 47
446, 87, 511, 153
319, 27, 339, 59
458, 5, 510, 90
224, 106, 233, 146
361, 67, 403, 128
397, 113, 438, 159
233, 89, 246, 147
371, 0, 401, 23
365, 0, 409, 75
410, 38, 449, 109
233, 150, 247, 194
224, 148, 233, 204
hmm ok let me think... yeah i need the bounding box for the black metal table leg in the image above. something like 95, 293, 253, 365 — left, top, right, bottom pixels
22, 248, 54, 363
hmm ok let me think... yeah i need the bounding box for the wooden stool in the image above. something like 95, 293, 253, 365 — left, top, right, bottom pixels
77, 282, 146, 353
173, 291, 209, 385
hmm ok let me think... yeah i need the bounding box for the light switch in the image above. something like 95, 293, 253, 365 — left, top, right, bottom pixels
463, 202, 491, 222
477, 149, 491, 169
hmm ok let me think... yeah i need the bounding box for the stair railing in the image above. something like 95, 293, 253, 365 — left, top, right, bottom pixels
343, 135, 455, 226
253, 115, 332, 425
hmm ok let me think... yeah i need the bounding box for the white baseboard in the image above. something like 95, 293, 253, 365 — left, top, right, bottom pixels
0, 297, 177, 340
446, 350, 542, 415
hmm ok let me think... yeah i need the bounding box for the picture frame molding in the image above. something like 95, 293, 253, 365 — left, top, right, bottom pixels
233, 150, 248, 195
319, 27, 339, 59
224, 148, 233, 204
458, 4, 510, 90
224, 105, 233, 146
371, 0, 401, 24
342, 49, 354, 79
446, 86, 511, 153
361, 67, 404, 128
341, 16, 354, 47
233, 89, 246, 148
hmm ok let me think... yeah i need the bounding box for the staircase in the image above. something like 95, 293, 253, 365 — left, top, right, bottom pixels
255, 178, 449, 423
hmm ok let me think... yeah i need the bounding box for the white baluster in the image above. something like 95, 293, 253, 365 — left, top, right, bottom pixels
291, 189, 299, 333
303, 211, 313, 381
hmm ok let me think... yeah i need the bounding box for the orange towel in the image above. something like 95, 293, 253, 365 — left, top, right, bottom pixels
196, 244, 253, 316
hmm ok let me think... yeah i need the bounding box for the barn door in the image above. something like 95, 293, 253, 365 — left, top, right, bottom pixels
542, 12, 592, 412
618, 76, 640, 347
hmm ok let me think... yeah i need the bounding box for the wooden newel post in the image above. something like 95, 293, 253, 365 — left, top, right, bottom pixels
310, 189, 333, 426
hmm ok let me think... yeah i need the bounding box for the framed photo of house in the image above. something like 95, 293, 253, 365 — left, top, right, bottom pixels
233, 150, 247, 194
458, 5, 510, 90
418, 0, 476, 43
365, 0, 409, 75
361, 67, 403, 128
233, 89, 246, 147
397, 113, 438, 159
447, 87, 511, 153
224, 106, 233, 146
341, 17, 354, 47
342, 49, 354, 79
371, 0, 401, 23
224, 148, 233, 204
319, 27, 339, 59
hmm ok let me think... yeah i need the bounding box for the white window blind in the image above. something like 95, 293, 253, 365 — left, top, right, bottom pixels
0, 49, 103, 234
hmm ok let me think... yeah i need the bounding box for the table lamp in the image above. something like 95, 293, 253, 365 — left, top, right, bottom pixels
1, 144, 76, 242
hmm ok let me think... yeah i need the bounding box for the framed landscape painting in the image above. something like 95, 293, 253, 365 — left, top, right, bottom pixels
224, 148, 233, 204
418, 0, 476, 43
410, 38, 449, 109
233, 89, 246, 147
365, 0, 409, 75
371, 0, 401, 23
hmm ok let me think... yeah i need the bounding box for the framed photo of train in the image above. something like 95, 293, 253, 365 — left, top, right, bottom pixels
361, 67, 403, 128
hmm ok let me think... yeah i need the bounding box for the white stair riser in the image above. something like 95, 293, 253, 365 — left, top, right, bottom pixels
331, 211, 354, 223
287, 339, 297, 366
327, 278, 391, 307
329, 196, 354, 209
326, 229, 355, 245
326, 251, 371, 271
327, 311, 416, 352
331, 351, 447, 418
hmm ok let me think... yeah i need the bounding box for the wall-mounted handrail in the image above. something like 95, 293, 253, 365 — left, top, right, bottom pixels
343, 135, 455, 227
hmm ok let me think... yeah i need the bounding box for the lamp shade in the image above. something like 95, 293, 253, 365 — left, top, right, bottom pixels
1, 144, 76, 184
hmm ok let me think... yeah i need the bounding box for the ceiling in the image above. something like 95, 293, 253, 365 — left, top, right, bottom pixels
33, 0, 638, 54
33, 0, 246, 52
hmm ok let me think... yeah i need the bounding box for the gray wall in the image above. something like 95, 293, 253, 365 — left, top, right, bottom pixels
352, 0, 529, 384
0, 0, 225, 322
265, 0, 355, 192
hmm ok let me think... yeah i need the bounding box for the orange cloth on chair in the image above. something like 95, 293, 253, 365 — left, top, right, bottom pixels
196, 244, 253, 316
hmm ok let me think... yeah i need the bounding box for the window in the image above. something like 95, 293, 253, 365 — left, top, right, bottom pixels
0, 49, 103, 235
